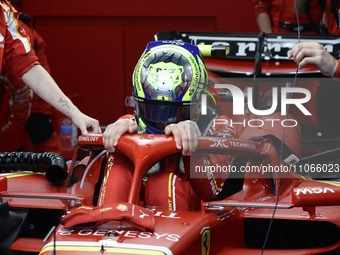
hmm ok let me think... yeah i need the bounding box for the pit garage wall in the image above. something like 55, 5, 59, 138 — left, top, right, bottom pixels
23, 0, 258, 125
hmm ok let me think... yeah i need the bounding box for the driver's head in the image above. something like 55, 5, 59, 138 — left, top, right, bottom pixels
132, 41, 207, 133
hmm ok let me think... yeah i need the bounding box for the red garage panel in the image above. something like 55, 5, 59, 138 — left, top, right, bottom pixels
32, 16, 125, 124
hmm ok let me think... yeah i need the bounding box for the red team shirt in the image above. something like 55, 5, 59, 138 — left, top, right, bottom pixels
252, 0, 322, 33
0, 1, 38, 78
0, 1, 61, 153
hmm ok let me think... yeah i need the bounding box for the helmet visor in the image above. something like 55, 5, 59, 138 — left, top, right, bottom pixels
134, 96, 197, 124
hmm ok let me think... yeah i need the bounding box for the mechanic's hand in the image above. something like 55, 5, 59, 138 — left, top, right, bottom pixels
164, 121, 201, 156
103, 119, 139, 153
72, 113, 101, 135
288, 42, 339, 77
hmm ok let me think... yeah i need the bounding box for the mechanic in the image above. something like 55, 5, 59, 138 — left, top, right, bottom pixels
100, 41, 236, 211
252, 0, 323, 33
252, 0, 324, 127
289, 41, 340, 136
0, 0, 100, 135
0, 13, 62, 153
314, 0, 340, 34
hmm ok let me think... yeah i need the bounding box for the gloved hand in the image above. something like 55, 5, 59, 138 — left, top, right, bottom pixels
61, 203, 155, 231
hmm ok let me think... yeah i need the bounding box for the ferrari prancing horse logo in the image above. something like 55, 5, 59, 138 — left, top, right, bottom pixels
201, 228, 210, 255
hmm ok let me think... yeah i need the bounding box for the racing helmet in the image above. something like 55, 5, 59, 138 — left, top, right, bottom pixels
132, 41, 208, 132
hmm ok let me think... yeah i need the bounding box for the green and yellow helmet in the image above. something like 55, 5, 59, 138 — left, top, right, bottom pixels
132, 41, 208, 126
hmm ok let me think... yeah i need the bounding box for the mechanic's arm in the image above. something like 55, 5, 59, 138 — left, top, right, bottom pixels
165, 121, 201, 156
288, 42, 339, 77
21, 65, 100, 134
103, 118, 139, 153
252, 0, 272, 33
256, 13, 273, 33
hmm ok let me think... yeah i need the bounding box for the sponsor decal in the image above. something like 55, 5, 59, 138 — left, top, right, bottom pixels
100, 207, 112, 212
208, 138, 256, 150
117, 204, 128, 212
229, 141, 256, 150
58, 229, 180, 242
200, 227, 210, 255
295, 187, 335, 195
187, 34, 339, 59
153, 211, 181, 219
78, 136, 99, 142
162, 40, 185, 46
139, 135, 154, 140
168, 199, 173, 211
75, 206, 92, 211
209, 138, 229, 148
139, 210, 150, 219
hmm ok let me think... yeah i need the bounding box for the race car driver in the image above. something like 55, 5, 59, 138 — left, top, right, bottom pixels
0, 0, 100, 136
0, 13, 62, 153
101, 41, 237, 211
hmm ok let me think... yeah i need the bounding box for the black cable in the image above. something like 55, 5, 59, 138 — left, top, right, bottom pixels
99, 153, 106, 253
260, 1, 301, 253
253, 33, 266, 109
0, 151, 67, 185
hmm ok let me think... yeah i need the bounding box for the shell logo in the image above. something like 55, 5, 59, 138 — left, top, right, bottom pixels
139, 135, 154, 140
116, 204, 128, 212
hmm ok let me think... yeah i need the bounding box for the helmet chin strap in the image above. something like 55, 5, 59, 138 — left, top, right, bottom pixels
134, 111, 165, 134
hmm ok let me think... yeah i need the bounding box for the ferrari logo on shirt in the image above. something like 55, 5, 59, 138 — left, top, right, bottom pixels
20, 28, 27, 36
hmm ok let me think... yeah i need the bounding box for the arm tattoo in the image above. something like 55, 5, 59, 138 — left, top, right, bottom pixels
59, 98, 70, 109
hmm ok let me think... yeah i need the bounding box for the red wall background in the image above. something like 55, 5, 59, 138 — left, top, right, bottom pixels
22, 0, 259, 126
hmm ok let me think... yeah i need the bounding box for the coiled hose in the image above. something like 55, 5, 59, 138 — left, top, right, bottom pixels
0, 152, 68, 185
